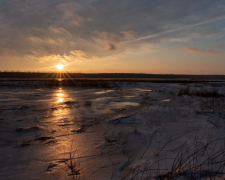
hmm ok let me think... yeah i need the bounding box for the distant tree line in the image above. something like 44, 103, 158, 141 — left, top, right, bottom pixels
0, 71, 225, 79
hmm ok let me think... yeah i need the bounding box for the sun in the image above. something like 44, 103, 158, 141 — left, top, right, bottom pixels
55, 64, 64, 70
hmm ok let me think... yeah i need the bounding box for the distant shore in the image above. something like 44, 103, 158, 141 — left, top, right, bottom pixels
0, 72, 225, 81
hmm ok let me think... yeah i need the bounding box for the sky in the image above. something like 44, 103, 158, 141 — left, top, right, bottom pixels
0, 0, 225, 74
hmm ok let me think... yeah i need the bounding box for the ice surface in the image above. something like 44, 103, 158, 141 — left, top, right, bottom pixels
1, 82, 225, 179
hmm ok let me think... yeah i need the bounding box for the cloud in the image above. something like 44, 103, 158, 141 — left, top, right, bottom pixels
26, 54, 73, 64
70, 50, 86, 58
168, 38, 190, 42
120, 31, 137, 40
49, 26, 72, 36
0, 0, 225, 62
25, 49, 99, 65
107, 43, 116, 51
182, 47, 220, 54
28, 35, 57, 44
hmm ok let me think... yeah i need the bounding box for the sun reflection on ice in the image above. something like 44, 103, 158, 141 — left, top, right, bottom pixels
58, 97, 64, 102
56, 88, 65, 102
52, 88, 76, 123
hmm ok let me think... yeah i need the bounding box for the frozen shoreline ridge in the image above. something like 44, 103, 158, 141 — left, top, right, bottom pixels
1, 81, 225, 179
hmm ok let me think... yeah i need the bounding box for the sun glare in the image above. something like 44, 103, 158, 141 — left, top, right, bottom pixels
56, 64, 64, 70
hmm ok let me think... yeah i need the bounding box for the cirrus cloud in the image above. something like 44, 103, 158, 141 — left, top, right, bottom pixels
182, 46, 220, 55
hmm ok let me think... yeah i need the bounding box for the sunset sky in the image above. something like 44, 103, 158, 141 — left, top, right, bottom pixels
1, 0, 225, 74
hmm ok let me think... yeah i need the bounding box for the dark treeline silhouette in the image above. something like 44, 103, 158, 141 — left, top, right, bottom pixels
0, 72, 225, 80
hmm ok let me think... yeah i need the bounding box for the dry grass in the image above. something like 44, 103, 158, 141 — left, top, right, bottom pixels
178, 86, 223, 98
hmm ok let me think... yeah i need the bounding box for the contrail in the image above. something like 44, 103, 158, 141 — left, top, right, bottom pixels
123, 15, 225, 43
